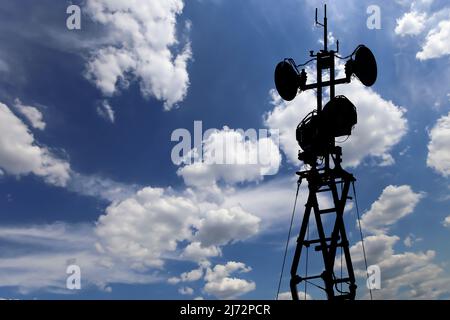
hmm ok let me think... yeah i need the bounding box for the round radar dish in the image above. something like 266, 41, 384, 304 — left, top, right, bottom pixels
353, 46, 377, 87
274, 59, 300, 101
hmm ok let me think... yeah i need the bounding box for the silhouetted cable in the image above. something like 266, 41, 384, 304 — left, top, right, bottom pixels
304, 279, 325, 291
340, 246, 343, 294
352, 181, 373, 300
334, 44, 364, 60
340, 183, 343, 295
304, 222, 309, 300
276, 181, 301, 300
297, 58, 317, 67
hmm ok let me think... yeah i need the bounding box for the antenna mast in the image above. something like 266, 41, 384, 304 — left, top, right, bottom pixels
274, 3, 377, 300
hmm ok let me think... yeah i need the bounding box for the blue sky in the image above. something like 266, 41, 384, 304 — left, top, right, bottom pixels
0, 0, 449, 300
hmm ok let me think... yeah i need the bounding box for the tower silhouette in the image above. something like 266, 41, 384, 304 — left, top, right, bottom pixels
274, 4, 377, 300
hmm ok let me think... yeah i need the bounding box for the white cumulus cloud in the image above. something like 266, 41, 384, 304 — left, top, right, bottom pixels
177, 127, 281, 188
203, 261, 256, 299
96, 100, 115, 123
394, 1, 450, 60
85, 0, 192, 110
95, 187, 201, 269
0, 224, 160, 294
95, 186, 261, 269
341, 183, 450, 299
13, 98, 46, 130
417, 19, 450, 60
395, 11, 427, 36
182, 242, 222, 261
442, 216, 450, 228
169, 266, 204, 284
194, 206, 260, 247
0, 102, 70, 186
347, 234, 450, 299
360, 185, 424, 234
427, 111, 450, 177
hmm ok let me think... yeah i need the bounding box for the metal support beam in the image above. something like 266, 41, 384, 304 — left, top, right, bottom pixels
290, 168, 357, 300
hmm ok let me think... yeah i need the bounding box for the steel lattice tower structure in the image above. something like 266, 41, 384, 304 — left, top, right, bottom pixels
274, 5, 377, 300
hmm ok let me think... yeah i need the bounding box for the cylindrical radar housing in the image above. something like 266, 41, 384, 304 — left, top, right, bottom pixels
296, 95, 357, 161
321, 95, 357, 137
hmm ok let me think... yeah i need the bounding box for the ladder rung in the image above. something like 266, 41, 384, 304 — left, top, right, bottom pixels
318, 208, 336, 214
333, 277, 351, 284
315, 241, 346, 251
317, 188, 332, 193
303, 236, 340, 246
292, 274, 323, 284
322, 180, 344, 186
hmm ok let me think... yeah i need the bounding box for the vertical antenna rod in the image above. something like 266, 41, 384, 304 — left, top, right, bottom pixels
315, 4, 328, 52
324, 4, 328, 52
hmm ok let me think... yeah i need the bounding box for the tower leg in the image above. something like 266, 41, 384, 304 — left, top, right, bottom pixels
290, 193, 312, 300
290, 168, 357, 300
